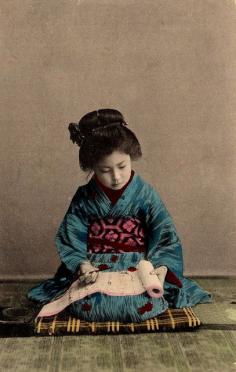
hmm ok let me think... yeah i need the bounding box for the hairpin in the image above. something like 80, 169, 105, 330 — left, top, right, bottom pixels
91, 121, 127, 133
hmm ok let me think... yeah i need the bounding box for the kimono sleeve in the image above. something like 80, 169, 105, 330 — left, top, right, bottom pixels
55, 188, 89, 273
145, 186, 184, 280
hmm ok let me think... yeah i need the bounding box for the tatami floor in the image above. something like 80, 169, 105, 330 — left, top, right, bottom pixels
0, 278, 236, 372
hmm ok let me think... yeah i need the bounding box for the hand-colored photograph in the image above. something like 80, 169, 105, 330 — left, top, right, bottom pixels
0, 1, 236, 371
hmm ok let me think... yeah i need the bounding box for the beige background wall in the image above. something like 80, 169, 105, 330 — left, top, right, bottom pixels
1, 0, 236, 279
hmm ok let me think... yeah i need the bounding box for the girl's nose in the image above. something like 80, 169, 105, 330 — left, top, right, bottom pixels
112, 170, 120, 182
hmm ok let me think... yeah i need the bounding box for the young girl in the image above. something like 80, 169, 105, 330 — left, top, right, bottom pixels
28, 108, 211, 322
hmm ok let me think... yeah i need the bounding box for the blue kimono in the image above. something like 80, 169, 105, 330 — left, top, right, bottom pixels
28, 172, 211, 322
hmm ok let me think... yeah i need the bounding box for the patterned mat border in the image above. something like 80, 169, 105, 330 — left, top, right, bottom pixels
35, 307, 201, 335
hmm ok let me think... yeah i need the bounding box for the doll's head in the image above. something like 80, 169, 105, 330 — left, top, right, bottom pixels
68, 109, 142, 188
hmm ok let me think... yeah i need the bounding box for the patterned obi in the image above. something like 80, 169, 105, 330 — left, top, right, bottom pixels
88, 217, 147, 254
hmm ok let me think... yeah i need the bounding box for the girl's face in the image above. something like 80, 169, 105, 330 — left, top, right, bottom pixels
93, 151, 132, 190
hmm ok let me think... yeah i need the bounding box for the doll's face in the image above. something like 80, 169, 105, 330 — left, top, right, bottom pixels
93, 151, 132, 190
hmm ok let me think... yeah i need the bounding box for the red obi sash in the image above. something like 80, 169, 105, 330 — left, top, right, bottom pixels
88, 217, 146, 254
87, 217, 182, 288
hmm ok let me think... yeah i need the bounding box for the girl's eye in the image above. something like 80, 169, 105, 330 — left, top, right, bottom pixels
99, 165, 126, 173
100, 170, 110, 173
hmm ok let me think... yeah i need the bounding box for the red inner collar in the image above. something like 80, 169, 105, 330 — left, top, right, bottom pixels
94, 170, 135, 203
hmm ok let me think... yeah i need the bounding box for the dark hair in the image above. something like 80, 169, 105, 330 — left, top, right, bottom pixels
68, 109, 142, 171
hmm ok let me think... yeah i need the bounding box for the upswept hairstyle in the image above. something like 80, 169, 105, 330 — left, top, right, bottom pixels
68, 109, 142, 171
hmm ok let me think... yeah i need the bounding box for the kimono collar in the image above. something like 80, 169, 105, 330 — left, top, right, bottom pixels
94, 170, 135, 204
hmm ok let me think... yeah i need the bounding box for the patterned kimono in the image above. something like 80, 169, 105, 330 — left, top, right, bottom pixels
28, 172, 211, 322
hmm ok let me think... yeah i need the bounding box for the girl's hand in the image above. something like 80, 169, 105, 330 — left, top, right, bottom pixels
153, 265, 168, 287
78, 261, 99, 284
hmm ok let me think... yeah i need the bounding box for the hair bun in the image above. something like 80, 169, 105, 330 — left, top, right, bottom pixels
68, 119, 128, 146
68, 109, 129, 147
68, 122, 85, 146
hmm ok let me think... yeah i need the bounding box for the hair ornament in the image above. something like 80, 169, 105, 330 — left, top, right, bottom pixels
68, 122, 85, 145
68, 119, 128, 146
91, 121, 128, 133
